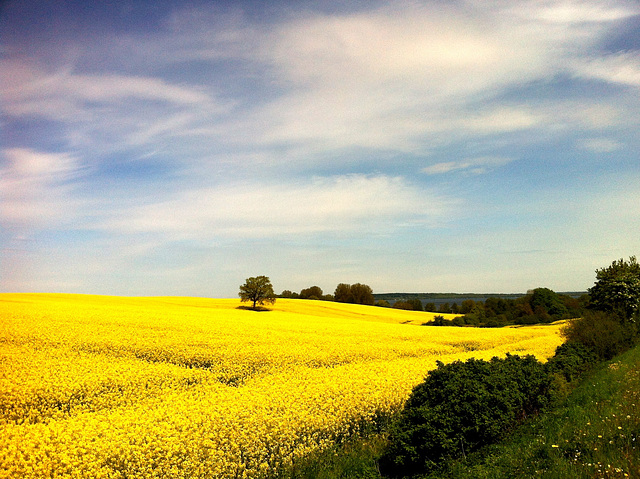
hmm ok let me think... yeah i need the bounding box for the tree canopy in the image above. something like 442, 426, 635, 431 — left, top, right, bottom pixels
299, 286, 323, 300
334, 283, 374, 305
588, 256, 640, 323
239, 276, 276, 310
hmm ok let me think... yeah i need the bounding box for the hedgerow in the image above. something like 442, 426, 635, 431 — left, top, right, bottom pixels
379, 354, 551, 477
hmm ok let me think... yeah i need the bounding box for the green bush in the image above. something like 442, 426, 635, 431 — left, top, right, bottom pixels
379, 354, 551, 477
561, 310, 636, 361
545, 340, 598, 382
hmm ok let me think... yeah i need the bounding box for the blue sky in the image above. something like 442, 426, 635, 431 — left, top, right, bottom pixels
1, 0, 639, 297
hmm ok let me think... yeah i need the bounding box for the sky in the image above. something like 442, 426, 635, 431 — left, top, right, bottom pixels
1, 0, 639, 298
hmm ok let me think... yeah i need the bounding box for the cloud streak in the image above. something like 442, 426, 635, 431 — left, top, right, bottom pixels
422, 157, 514, 175
98, 174, 456, 239
0, 148, 84, 228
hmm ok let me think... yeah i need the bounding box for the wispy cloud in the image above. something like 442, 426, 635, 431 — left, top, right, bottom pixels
0, 148, 83, 227
422, 157, 514, 175
577, 138, 623, 153
97, 174, 457, 239
572, 52, 640, 87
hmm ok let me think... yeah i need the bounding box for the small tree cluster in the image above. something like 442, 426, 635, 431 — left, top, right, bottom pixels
280, 286, 333, 301
392, 299, 423, 311
461, 288, 585, 327
334, 283, 374, 305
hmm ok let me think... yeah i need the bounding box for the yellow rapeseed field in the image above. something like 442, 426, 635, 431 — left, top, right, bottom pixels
0, 293, 565, 478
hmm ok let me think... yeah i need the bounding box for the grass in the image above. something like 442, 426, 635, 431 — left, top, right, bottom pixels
438, 343, 640, 479
289, 343, 640, 479
281, 435, 388, 479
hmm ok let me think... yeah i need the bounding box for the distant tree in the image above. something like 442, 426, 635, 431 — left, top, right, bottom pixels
351, 283, 375, 305
438, 302, 451, 314
407, 299, 423, 312
485, 297, 512, 317
452, 316, 466, 327
460, 299, 475, 314
334, 283, 354, 303
589, 256, 640, 323
375, 300, 391, 308
300, 286, 323, 300
530, 287, 568, 320
239, 276, 276, 310
433, 315, 446, 326
424, 302, 436, 312
451, 303, 459, 314
280, 290, 294, 298
393, 301, 414, 310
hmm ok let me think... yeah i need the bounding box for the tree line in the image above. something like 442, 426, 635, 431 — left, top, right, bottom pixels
280, 283, 375, 305
279, 283, 588, 327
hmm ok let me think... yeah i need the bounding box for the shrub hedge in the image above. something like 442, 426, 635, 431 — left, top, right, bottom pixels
379, 354, 551, 477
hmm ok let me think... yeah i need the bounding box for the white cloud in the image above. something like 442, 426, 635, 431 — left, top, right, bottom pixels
0, 148, 83, 227
572, 52, 640, 87
98, 174, 457, 239
1, 62, 213, 116
422, 157, 514, 175
531, 1, 638, 24
577, 138, 623, 153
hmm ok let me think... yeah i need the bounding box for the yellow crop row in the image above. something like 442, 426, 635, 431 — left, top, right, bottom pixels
0, 294, 565, 478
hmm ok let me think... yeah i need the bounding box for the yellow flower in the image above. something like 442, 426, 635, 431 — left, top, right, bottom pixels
0, 293, 566, 479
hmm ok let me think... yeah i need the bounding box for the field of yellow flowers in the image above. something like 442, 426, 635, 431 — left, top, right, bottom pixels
0, 293, 565, 478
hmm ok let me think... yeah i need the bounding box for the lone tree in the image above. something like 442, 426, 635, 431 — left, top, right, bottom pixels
239, 276, 276, 310
589, 256, 640, 323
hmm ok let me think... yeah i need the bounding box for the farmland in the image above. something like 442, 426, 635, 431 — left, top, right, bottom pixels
0, 294, 565, 478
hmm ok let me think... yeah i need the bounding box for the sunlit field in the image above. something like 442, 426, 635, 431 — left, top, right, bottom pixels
0, 294, 565, 478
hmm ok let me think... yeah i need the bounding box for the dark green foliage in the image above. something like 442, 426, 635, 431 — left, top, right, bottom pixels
561, 310, 637, 361
484, 297, 511, 317
351, 283, 375, 305
588, 256, 640, 323
375, 300, 391, 308
407, 299, 423, 312
424, 302, 436, 312
430, 344, 640, 479
530, 288, 568, 321
334, 283, 375, 305
238, 275, 276, 310
545, 341, 599, 382
460, 299, 475, 314
462, 288, 584, 327
433, 314, 447, 326
379, 355, 552, 477
334, 283, 354, 303
438, 302, 452, 313
451, 316, 466, 327
392, 301, 414, 310
300, 286, 323, 300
